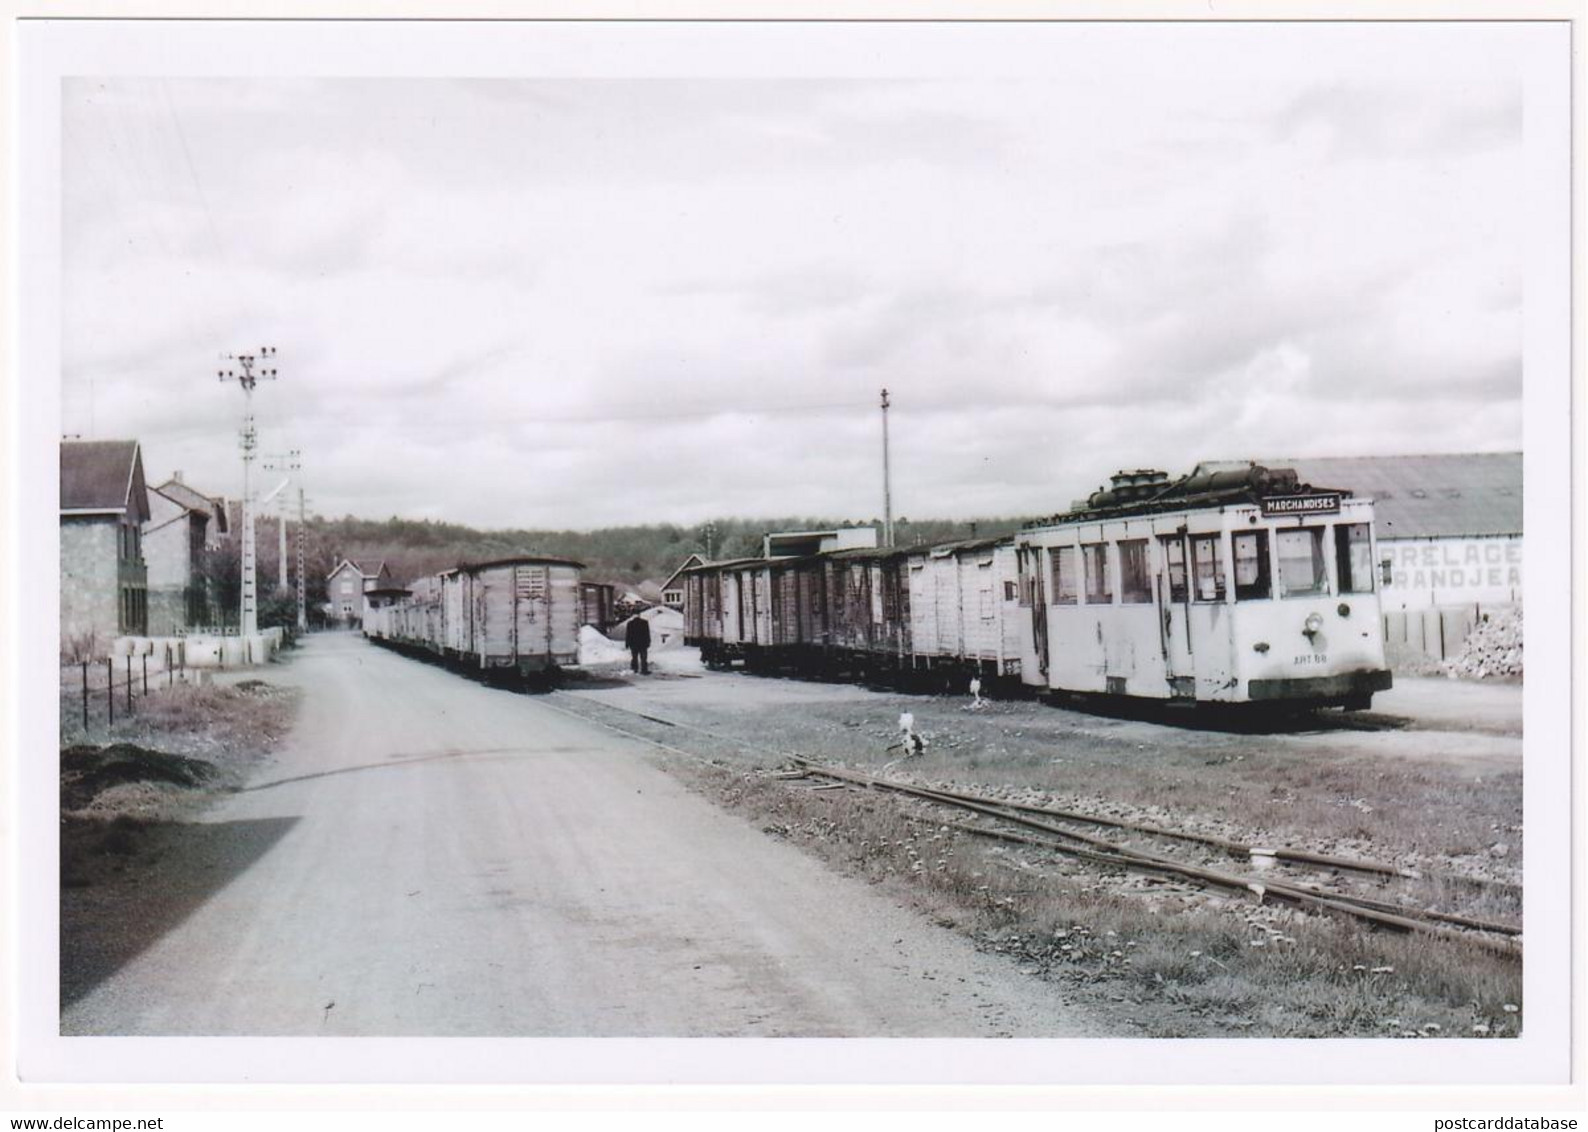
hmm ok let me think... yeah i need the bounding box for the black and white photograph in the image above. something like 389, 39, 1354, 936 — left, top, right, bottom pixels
8, 13, 1578, 1103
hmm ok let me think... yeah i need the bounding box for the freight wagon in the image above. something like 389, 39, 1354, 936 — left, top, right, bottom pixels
366, 554, 584, 682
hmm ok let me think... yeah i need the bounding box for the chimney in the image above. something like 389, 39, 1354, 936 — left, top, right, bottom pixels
172, 470, 184, 483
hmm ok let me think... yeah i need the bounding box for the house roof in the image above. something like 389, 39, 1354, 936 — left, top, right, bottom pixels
60, 440, 150, 521
1259, 453, 1522, 539
326, 557, 394, 581
153, 478, 220, 519
661, 553, 705, 591
151, 478, 229, 534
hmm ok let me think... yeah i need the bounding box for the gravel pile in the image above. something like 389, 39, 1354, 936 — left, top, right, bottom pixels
1445, 608, 1523, 680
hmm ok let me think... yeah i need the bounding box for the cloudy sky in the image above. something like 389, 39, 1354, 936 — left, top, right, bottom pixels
59, 26, 1530, 530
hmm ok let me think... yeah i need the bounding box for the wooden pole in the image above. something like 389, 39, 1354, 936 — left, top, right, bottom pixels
81, 661, 89, 730
106, 658, 114, 725
125, 655, 132, 712
142, 653, 148, 694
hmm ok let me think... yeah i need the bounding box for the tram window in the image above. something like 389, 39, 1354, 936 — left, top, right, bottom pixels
1161, 536, 1187, 602
1277, 528, 1328, 597
1233, 530, 1271, 600
1083, 543, 1112, 604
1119, 540, 1152, 604
1051, 546, 1078, 605
1335, 523, 1375, 593
1191, 535, 1226, 601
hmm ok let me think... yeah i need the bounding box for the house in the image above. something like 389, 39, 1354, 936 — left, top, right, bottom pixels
660, 553, 704, 610
142, 472, 228, 635
325, 558, 393, 627
60, 439, 150, 657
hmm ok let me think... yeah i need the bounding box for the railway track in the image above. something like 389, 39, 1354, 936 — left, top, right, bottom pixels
789, 760, 1520, 954
543, 691, 1520, 954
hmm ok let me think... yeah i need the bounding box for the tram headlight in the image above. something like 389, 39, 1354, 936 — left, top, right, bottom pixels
1303, 612, 1323, 637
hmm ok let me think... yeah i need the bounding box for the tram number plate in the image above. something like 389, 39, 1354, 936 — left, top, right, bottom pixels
1293, 653, 1329, 666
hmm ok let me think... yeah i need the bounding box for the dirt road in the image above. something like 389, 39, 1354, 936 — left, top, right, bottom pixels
62, 633, 1102, 1037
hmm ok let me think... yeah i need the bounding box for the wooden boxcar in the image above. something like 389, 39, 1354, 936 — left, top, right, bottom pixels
457, 556, 582, 675
901, 537, 1022, 679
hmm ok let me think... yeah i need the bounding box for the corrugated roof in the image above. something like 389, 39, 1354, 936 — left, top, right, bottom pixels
1258, 453, 1521, 539
61, 440, 149, 520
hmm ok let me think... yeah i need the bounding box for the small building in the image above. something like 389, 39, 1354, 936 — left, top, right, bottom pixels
60, 439, 150, 658
142, 472, 228, 635
325, 558, 392, 627
763, 526, 878, 558
660, 554, 704, 610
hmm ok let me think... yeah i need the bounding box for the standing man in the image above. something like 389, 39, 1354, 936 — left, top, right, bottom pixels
625, 612, 652, 675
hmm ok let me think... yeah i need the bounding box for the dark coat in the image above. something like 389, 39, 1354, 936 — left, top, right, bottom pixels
624, 616, 652, 650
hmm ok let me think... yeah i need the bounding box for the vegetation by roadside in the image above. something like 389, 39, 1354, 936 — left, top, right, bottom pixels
60, 679, 299, 891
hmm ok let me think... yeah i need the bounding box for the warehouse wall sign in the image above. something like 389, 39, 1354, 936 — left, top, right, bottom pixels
1381, 535, 1523, 609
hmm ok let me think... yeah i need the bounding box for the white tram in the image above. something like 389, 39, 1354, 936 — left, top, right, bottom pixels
1015, 466, 1392, 709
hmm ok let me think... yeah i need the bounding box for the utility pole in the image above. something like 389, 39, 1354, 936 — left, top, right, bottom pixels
880, 388, 894, 548
296, 485, 308, 631
218, 347, 278, 637
703, 520, 717, 559
263, 450, 301, 597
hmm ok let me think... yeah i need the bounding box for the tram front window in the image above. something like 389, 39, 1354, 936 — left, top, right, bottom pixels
1277, 527, 1328, 597
1233, 530, 1271, 600
1335, 523, 1375, 593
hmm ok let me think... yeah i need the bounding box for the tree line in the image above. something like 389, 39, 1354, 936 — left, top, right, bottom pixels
198, 508, 1032, 629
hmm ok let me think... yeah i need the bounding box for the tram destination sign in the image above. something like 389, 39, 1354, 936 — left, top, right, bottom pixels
1261, 493, 1342, 517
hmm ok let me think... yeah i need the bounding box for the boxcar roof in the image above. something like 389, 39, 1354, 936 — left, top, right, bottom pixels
684, 556, 768, 571
458, 554, 585, 572
906, 535, 1014, 556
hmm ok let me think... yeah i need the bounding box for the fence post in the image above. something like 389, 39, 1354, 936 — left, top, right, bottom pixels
125, 655, 132, 713
106, 658, 114, 726
167, 644, 173, 688
81, 661, 89, 730
142, 653, 148, 695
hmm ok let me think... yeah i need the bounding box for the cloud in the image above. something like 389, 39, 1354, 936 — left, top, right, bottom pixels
58, 61, 1527, 530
